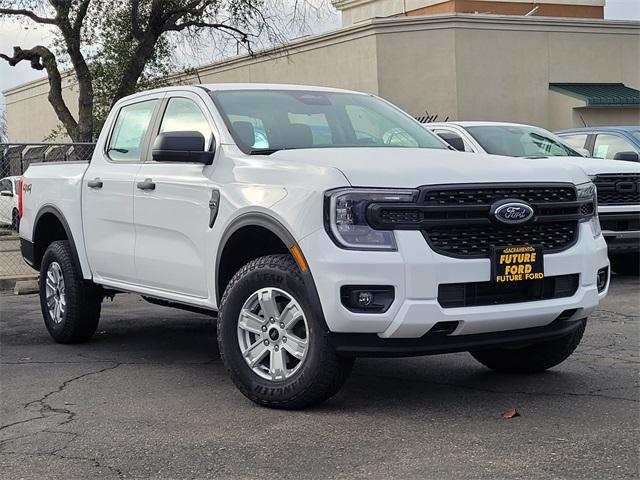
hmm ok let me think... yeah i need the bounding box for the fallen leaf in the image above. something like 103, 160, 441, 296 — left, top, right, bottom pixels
501, 408, 520, 419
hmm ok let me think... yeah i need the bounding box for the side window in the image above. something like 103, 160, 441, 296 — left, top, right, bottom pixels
158, 97, 213, 148
0, 179, 10, 192
593, 134, 637, 160
107, 99, 157, 161
559, 134, 588, 151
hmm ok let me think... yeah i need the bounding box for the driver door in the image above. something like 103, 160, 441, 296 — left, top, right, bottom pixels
133, 92, 219, 298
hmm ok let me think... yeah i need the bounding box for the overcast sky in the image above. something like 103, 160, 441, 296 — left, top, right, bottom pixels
0, 0, 638, 109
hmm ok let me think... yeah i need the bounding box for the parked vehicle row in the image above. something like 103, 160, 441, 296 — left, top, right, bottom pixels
19, 85, 610, 408
425, 122, 640, 276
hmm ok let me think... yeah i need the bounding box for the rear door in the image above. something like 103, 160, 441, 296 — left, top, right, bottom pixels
82, 95, 162, 283
132, 92, 219, 298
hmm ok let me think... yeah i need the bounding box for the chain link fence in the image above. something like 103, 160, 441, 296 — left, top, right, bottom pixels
0, 143, 95, 279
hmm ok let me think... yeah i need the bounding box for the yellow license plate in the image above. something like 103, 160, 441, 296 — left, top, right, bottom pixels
492, 245, 544, 283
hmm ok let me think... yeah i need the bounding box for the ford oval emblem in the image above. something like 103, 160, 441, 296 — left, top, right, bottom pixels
492, 201, 534, 225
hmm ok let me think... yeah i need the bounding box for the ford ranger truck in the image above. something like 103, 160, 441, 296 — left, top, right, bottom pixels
19, 85, 609, 409
426, 121, 640, 275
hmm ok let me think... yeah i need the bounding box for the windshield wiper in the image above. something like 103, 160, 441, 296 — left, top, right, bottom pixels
249, 148, 281, 155
107, 147, 129, 154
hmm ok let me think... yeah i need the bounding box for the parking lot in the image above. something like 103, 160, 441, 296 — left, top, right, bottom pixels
0, 277, 638, 479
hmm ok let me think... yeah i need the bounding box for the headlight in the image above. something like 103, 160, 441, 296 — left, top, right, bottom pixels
325, 188, 418, 250
576, 181, 601, 238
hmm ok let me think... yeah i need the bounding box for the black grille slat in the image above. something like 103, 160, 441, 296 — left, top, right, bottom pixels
438, 274, 579, 308
593, 174, 640, 205
417, 184, 580, 259
421, 186, 576, 206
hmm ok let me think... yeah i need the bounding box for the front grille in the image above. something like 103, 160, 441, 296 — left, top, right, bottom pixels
426, 222, 578, 258
438, 274, 579, 308
593, 174, 640, 205
366, 184, 591, 259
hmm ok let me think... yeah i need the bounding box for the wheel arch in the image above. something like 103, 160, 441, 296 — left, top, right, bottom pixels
215, 212, 328, 330
32, 205, 83, 274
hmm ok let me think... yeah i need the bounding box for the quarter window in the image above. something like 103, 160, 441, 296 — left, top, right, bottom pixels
593, 134, 637, 160
107, 100, 158, 161
158, 97, 212, 148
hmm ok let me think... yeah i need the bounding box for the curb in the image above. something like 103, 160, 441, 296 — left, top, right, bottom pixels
14, 280, 39, 295
0, 275, 38, 292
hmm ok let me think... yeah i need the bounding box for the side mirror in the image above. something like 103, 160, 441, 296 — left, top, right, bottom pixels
437, 133, 465, 152
613, 151, 639, 162
0, 190, 13, 197
152, 131, 214, 164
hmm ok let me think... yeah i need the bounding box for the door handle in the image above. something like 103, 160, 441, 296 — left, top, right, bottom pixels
87, 178, 103, 189
137, 179, 156, 191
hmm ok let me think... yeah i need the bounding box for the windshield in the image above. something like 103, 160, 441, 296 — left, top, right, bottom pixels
631, 131, 640, 143
465, 125, 582, 158
210, 90, 447, 154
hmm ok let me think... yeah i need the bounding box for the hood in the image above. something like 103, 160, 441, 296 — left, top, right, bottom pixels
533, 156, 640, 176
266, 148, 590, 187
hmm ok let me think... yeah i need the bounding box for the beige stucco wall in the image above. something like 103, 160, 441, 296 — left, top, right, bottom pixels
577, 107, 640, 126
375, 27, 458, 120
4, 73, 79, 142
3, 14, 639, 142
196, 33, 380, 93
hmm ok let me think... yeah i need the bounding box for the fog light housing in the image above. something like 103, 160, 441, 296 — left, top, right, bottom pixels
340, 285, 394, 313
597, 267, 608, 293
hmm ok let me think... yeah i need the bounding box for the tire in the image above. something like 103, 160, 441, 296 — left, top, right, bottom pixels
39, 240, 102, 343
610, 253, 640, 276
470, 320, 586, 373
11, 209, 19, 232
218, 254, 354, 409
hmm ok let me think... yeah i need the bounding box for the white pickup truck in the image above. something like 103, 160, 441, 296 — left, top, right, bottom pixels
19, 84, 609, 409
426, 121, 640, 276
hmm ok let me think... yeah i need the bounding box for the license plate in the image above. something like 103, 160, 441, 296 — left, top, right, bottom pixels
492, 245, 544, 283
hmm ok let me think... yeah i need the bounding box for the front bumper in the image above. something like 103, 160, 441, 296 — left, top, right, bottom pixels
599, 208, 640, 254
300, 223, 609, 339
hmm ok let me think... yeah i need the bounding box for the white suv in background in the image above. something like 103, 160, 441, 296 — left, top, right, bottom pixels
0, 176, 20, 231
425, 122, 640, 276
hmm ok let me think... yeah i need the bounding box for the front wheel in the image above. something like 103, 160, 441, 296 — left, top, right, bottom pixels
610, 253, 639, 276
39, 240, 102, 343
470, 320, 586, 373
218, 254, 354, 409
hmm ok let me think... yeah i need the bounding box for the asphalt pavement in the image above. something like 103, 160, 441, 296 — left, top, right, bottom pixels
1, 277, 638, 479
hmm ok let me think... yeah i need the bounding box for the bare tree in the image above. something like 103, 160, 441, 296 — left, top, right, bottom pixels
0, 0, 322, 141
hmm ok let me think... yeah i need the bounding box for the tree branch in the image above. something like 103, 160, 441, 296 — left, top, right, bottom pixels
169, 21, 251, 44
0, 7, 56, 24
0, 46, 79, 140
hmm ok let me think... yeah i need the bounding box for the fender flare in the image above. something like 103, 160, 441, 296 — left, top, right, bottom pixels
215, 212, 329, 330
32, 205, 84, 274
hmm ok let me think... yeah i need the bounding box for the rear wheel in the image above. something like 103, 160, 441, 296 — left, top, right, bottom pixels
39, 240, 102, 343
470, 320, 586, 373
218, 254, 354, 409
610, 253, 639, 276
